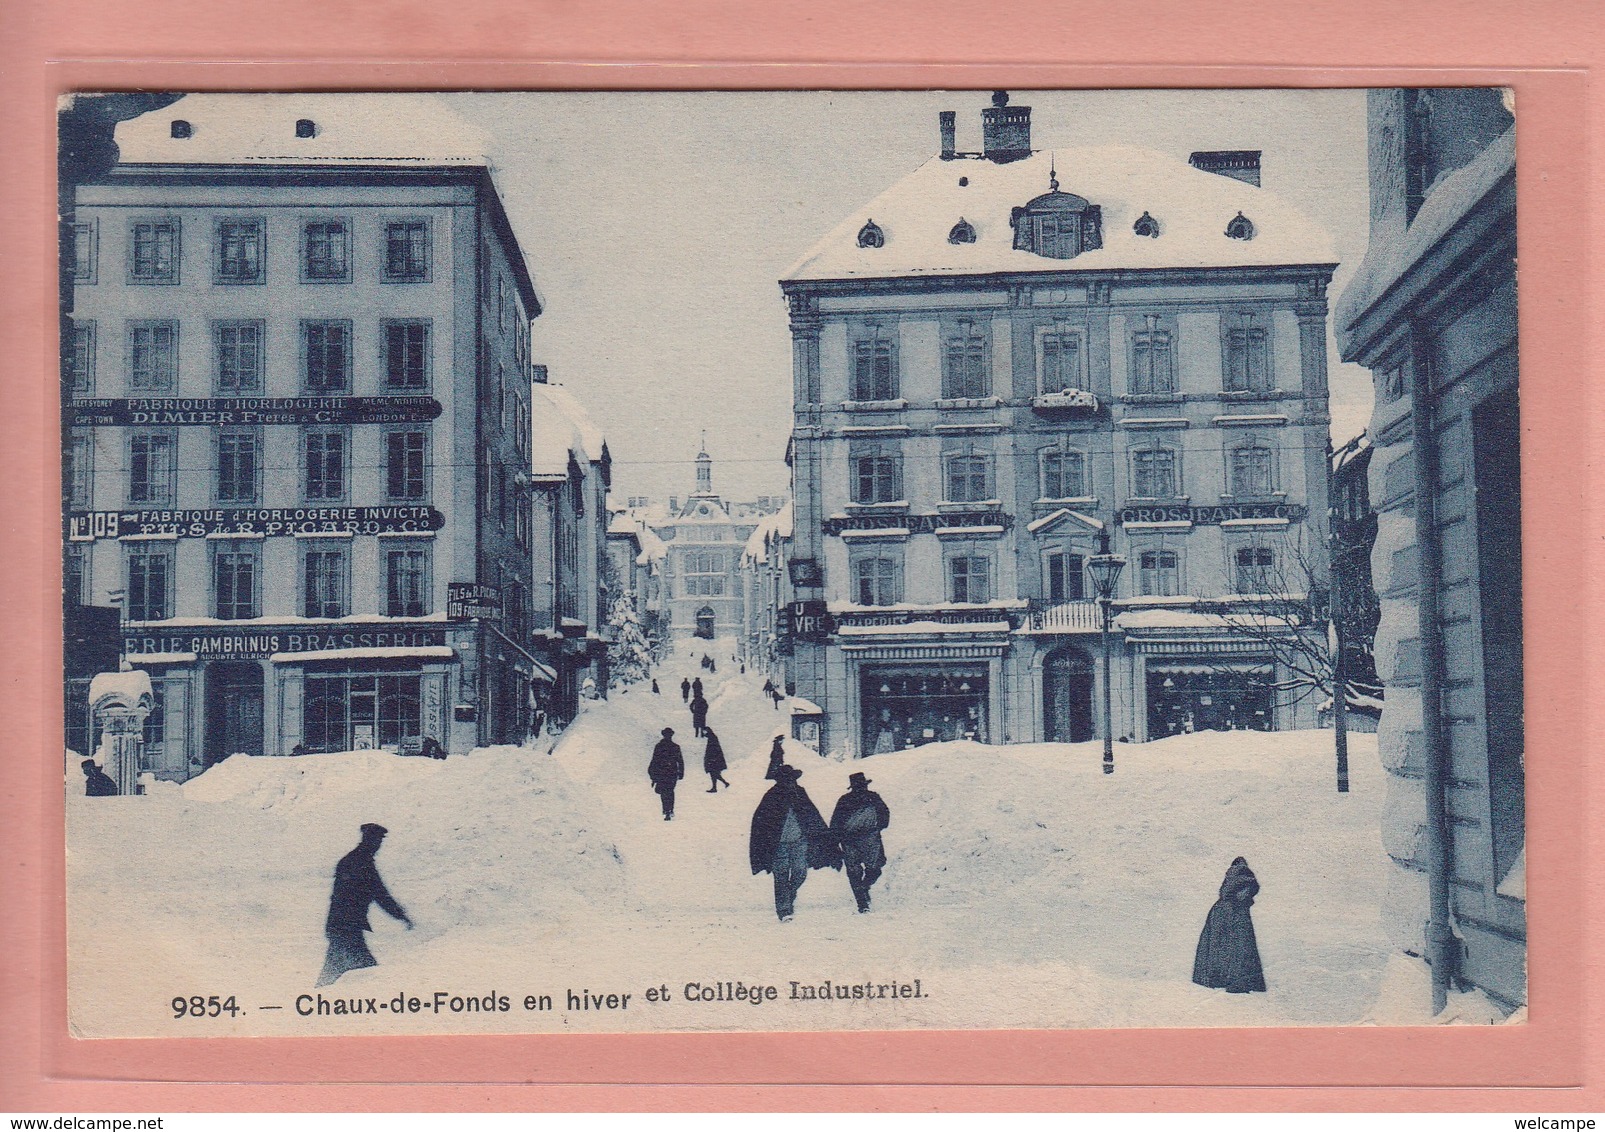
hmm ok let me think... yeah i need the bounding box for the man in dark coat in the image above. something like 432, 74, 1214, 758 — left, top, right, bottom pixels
316, 823, 412, 986
764, 734, 786, 780
749, 765, 839, 921
691, 676, 704, 700
689, 693, 710, 739
1192, 857, 1267, 993
81, 759, 118, 797
680, 677, 690, 702
702, 726, 730, 792
647, 727, 685, 821
830, 771, 891, 913
651, 679, 661, 694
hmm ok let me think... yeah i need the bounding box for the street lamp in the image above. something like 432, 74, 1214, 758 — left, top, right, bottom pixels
1086, 527, 1126, 775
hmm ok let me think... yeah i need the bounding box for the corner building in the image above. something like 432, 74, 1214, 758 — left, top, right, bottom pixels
65, 96, 543, 773
781, 94, 1337, 758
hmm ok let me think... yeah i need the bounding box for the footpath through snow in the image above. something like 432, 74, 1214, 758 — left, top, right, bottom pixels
69, 641, 1396, 1036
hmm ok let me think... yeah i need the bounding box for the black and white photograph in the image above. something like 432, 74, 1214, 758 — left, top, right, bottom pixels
58, 87, 1523, 1037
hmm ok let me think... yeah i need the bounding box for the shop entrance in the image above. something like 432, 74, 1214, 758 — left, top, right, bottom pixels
303, 672, 423, 752
1145, 662, 1273, 738
859, 666, 988, 754
1043, 646, 1095, 743
204, 661, 263, 766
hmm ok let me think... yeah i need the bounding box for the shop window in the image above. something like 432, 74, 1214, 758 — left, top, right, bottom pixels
386, 431, 428, 501
128, 321, 178, 390
304, 428, 347, 501
1234, 546, 1276, 594
1138, 549, 1181, 597
949, 555, 992, 604
1223, 313, 1272, 392
384, 220, 431, 282
126, 546, 172, 621
1229, 444, 1275, 497
942, 320, 990, 399
385, 544, 431, 617
944, 453, 992, 503
128, 219, 180, 284
861, 669, 988, 752
72, 221, 97, 284
1132, 447, 1179, 498
215, 218, 264, 284
302, 320, 352, 393
1129, 316, 1175, 395
304, 674, 422, 752
1045, 549, 1086, 604
213, 542, 260, 620
1039, 329, 1083, 393
301, 219, 350, 282
69, 432, 92, 509
214, 320, 264, 393
383, 319, 430, 389
127, 432, 176, 505
852, 452, 902, 504
303, 546, 349, 618
852, 557, 901, 606
1041, 449, 1086, 499
215, 428, 260, 504
70, 321, 96, 395
851, 331, 897, 401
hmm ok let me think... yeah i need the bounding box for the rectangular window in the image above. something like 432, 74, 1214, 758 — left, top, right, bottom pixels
949, 555, 992, 604
1139, 549, 1180, 597
683, 551, 727, 596
70, 321, 96, 395
1040, 331, 1083, 392
943, 321, 990, 399
69, 432, 92, 509
853, 557, 900, 606
383, 220, 430, 282
303, 546, 348, 618
385, 545, 430, 617
386, 431, 428, 500
1046, 550, 1086, 604
1133, 449, 1178, 498
128, 432, 175, 505
1235, 546, 1275, 594
215, 218, 264, 284
1230, 446, 1274, 497
128, 321, 178, 390
72, 222, 97, 284
302, 320, 351, 392
1042, 450, 1086, 499
65, 546, 86, 607
852, 454, 901, 504
303, 429, 347, 501
852, 335, 897, 401
216, 429, 260, 504
213, 542, 260, 620
1130, 320, 1175, 395
382, 319, 430, 389
945, 454, 991, 503
128, 219, 179, 284
126, 547, 172, 621
302, 219, 350, 282
214, 320, 264, 393
1224, 320, 1271, 392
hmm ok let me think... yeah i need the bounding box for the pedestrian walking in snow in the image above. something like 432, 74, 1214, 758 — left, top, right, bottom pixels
1191, 857, 1267, 994
764, 734, 786, 780
648, 727, 685, 821
692, 676, 704, 700
81, 759, 117, 797
771, 684, 786, 710
703, 726, 730, 792
749, 765, 840, 921
681, 677, 691, 702
652, 679, 661, 695
316, 823, 412, 987
708, 658, 717, 673
830, 772, 891, 913
689, 693, 709, 738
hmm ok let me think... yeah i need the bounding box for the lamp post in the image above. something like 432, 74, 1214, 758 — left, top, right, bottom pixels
1086, 528, 1126, 776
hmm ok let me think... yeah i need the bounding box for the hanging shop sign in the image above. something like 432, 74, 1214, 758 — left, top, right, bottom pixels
66, 396, 441, 427
821, 511, 1012, 536
447, 583, 503, 621
779, 600, 832, 643
787, 559, 823, 587
67, 505, 444, 541
832, 607, 1019, 631
1117, 503, 1306, 526
123, 625, 451, 661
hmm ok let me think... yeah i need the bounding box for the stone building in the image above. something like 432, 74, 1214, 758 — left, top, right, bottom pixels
780, 93, 1338, 759
1335, 88, 1522, 1014
64, 95, 543, 771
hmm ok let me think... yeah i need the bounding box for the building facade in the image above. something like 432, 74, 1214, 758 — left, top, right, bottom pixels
781, 93, 1336, 759
65, 95, 543, 773
1335, 88, 1522, 1013
738, 500, 794, 685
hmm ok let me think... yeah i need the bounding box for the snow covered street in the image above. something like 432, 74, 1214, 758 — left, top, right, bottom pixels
68, 646, 1394, 1037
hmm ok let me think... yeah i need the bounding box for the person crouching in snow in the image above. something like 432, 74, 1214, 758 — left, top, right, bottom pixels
317, 823, 412, 987
830, 771, 891, 913
703, 726, 730, 792
1191, 856, 1267, 993
749, 765, 839, 921
648, 727, 685, 821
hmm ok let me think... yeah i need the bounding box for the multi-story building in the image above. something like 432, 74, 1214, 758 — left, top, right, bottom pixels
65, 95, 543, 772
780, 93, 1337, 758
738, 499, 794, 683
1335, 88, 1522, 1014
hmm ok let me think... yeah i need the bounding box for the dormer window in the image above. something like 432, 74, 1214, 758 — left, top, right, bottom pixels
857, 219, 885, 249
1011, 189, 1102, 260
1225, 211, 1255, 240
1133, 211, 1160, 238
948, 218, 977, 245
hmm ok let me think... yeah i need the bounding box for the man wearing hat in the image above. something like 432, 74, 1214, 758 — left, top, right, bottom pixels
648, 727, 685, 821
80, 758, 118, 797
830, 772, 892, 913
749, 764, 839, 921
317, 823, 412, 986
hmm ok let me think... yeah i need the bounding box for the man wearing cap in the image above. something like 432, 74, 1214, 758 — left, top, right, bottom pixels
749, 765, 839, 921
648, 727, 685, 821
316, 823, 412, 986
831, 772, 892, 913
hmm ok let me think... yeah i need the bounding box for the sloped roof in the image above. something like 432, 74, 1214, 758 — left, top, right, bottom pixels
529, 384, 589, 480
536, 383, 607, 465
743, 500, 795, 562
785, 147, 1336, 283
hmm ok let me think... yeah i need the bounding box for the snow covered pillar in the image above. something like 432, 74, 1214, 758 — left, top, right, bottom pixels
88, 670, 153, 797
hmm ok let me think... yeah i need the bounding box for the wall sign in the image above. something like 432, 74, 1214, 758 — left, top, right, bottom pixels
448, 583, 503, 621
124, 625, 451, 661
779, 600, 832, 642
1117, 503, 1306, 526
67, 396, 441, 427
822, 512, 1012, 536
67, 505, 444, 541
833, 607, 1018, 630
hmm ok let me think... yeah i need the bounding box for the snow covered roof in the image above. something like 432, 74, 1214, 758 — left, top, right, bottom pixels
112, 93, 492, 168
537, 384, 606, 464
530, 383, 607, 478
742, 500, 794, 562
785, 147, 1336, 283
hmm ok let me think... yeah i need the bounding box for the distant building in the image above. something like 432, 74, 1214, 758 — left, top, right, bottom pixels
738, 500, 794, 683
1335, 88, 1522, 1014
780, 92, 1337, 758
605, 505, 669, 657
1330, 433, 1381, 729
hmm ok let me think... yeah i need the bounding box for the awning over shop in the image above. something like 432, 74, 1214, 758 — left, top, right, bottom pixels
1146, 661, 1274, 677
269, 646, 457, 664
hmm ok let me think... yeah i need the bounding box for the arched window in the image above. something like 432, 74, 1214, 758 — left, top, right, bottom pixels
1225, 211, 1255, 240
948, 218, 977, 244
1011, 189, 1102, 259
857, 219, 885, 249
1133, 211, 1160, 238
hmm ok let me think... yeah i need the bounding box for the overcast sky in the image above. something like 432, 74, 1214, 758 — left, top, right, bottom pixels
442, 90, 1373, 502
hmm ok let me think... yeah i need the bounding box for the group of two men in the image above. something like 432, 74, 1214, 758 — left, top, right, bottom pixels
752, 764, 890, 920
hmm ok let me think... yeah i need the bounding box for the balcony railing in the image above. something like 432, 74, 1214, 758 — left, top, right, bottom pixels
1026, 599, 1103, 633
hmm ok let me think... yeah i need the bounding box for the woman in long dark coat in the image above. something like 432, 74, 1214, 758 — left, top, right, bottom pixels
1192, 857, 1266, 993
702, 727, 730, 792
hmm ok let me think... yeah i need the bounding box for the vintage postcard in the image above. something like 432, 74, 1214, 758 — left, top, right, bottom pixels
59, 88, 1523, 1039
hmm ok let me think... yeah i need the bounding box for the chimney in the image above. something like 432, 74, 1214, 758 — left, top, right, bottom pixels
939, 111, 957, 159
981, 91, 1032, 163
1188, 150, 1262, 187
